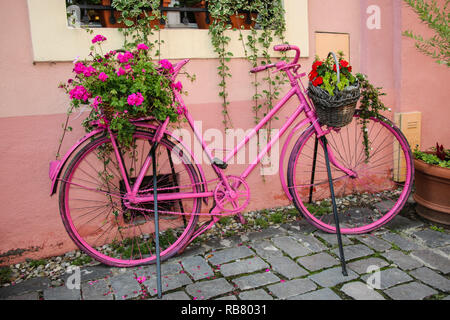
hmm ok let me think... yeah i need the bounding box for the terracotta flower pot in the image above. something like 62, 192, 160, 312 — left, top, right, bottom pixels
413, 157, 450, 225
193, 1, 257, 29
99, 0, 171, 29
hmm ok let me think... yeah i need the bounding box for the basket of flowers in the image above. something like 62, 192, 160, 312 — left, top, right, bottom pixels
59, 34, 183, 146
307, 52, 361, 127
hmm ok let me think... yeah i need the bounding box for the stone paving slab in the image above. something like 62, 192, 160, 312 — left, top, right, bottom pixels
43, 284, 81, 300
3, 291, 39, 300
207, 246, 254, 266
109, 272, 142, 300
239, 289, 273, 300
81, 279, 113, 300
232, 272, 280, 291
180, 255, 214, 281
250, 239, 284, 259
353, 234, 392, 252
287, 287, 341, 300
340, 281, 385, 300
384, 281, 437, 300
160, 291, 191, 300
144, 273, 193, 296
296, 252, 339, 272
247, 227, 287, 242
381, 250, 423, 271
266, 256, 308, 279
332, 244, 374, 261
381, 233, 424, 251
361, 268, 413, 290
410, 249, 450, 274
135, 261, 182, 278
267, 278, 317, 299
347, 257, 390, 275
289, 233, 327, 253
0, 276, 50, 299
220, 257, 269, 277
315, 233, 353, 247
409, 267, 450, 292
412, 229, 450, 248
272, 236, 312, 258
185, 278, 234, 300
308, 267, 358, 288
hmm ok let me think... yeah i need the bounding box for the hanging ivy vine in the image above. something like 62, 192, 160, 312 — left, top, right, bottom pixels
208, 0, 287, 131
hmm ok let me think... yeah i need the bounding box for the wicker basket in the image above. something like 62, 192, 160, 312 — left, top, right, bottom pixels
307, 52, 361, 128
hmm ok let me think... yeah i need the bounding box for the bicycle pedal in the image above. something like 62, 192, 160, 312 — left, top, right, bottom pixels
212, 157, 228, 170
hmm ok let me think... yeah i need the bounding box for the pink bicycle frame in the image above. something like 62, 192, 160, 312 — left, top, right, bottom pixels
127, 61, 356, 205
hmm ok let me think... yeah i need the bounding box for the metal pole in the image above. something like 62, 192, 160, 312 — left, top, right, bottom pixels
152, 143, 163, 298
320, 136, 348, 276
308, 136, 319, 203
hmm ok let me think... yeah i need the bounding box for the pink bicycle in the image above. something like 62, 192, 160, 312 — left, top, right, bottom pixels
50, 45, 414, 267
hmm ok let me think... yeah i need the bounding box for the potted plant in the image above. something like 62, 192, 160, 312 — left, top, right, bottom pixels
99, 0, 171, 29
413, 143, 450, 225
308, 52, 390, 161
307, 52, 360, 128
193, 0, 256, 30
59, 35, 182, 146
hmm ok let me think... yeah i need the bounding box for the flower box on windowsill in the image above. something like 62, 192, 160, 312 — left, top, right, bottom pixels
98, 0, 171, 29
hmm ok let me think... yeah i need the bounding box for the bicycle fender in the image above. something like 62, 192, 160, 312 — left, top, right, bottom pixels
49, 128, 106, 196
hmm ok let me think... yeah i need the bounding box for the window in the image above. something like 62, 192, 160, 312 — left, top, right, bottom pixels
27, 0, 309, 62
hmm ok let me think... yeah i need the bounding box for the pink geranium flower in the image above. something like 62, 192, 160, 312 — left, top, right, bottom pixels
159, 59, 174, 73
83, 65, 97, 77
127, 92, 144, 106
171, 81, 183, 92
116, 67, 126, 77
73, 62, 85, 75
117, 51, 134, 64
91, 96, 102, 110
137, 43, 149, 51
92, 34, 107, 44
98, 72, 108, 82
69, 86, 91, 101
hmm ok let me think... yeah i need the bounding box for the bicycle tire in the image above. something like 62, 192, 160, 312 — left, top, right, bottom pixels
287, 110, 414, 234
59, 130, 203, 267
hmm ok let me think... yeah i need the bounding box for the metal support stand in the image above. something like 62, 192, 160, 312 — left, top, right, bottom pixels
320, 136, 348, 276
151, 143, 163, 298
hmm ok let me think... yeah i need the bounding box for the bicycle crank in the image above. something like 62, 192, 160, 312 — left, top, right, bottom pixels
213, 176, 250, 214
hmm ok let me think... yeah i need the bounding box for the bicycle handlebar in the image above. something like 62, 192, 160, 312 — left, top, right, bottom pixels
250, 44, 301, 74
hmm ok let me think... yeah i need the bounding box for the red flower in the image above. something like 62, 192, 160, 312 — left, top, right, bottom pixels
312, 76, 323, 86
340, 60, 349, 68
312, 61, 323, 70
333, 64, 337, 72
309, 70, 318, 81
348, 66, 352, 72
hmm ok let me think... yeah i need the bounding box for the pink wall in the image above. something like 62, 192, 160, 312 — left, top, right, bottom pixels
1, 0, 449, 265
399, 0, 450, 148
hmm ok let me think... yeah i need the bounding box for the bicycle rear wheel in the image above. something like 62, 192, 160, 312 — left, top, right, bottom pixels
59, 130, 202, 267
287, 110, 414, 234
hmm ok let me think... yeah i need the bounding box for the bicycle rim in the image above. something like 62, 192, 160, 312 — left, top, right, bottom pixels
59, 130, 202, 267
287, 111, 414, 234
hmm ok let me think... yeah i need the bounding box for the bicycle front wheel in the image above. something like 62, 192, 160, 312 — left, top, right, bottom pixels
59, 130, 203, 267
287, 110, 414, 234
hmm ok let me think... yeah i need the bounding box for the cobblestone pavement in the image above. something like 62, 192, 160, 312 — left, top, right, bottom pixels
1, 210, 449, 301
